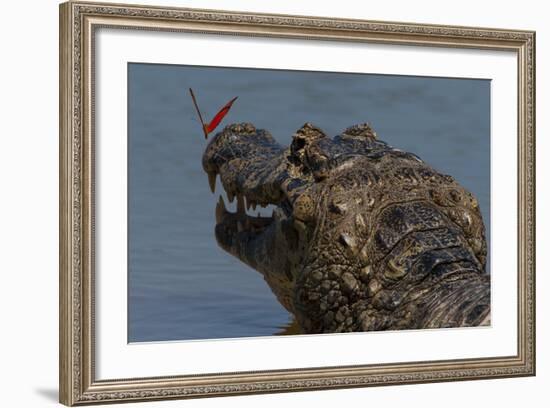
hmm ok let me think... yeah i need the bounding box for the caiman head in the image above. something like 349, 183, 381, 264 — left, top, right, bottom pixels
202, 122, 490, 333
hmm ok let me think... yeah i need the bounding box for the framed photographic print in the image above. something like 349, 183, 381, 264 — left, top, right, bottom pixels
59, 1, 536, 405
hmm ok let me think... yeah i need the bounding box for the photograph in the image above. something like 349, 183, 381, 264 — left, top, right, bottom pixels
58, 2, 535, 404
128, 63, 491, 342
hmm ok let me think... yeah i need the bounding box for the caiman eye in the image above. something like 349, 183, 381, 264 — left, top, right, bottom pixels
293, 136, 306, 151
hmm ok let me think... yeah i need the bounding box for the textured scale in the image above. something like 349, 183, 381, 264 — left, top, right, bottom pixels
202, 122, 490, 334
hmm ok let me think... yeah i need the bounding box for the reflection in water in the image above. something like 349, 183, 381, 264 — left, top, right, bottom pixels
275, 319, 303, 336
128, 63, 490, 342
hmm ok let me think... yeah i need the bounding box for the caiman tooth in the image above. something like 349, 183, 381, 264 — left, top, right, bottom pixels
207, 171, 217, 194
250, 201, 257, 211
237, 194, 245, 214
216, 195, 227, 223
245, 196, 251, 211
339, 232, 359, 255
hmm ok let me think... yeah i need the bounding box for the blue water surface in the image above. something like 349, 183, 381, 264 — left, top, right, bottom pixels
128, 63, 490, 342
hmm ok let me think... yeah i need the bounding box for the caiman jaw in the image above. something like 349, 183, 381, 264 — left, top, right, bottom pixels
213, 193, 285, 261
202, 124, 296, 273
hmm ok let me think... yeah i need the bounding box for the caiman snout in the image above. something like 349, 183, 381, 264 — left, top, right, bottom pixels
201, 124, 308, 312
202, 123, 287, 205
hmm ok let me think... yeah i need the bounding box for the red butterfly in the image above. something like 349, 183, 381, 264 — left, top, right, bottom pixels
189, 88, 238, 139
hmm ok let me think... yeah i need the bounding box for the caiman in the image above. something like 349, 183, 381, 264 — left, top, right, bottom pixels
202, 122, 490, 334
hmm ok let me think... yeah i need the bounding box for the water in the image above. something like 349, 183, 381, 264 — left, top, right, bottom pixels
128, 63, 490, 342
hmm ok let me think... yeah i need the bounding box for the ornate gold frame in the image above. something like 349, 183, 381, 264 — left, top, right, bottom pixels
59, 1, 536, 405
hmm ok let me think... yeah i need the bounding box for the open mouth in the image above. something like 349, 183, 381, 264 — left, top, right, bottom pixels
215, 194, 275, 239
202, 125, 294, 248
208, 171, 292, 246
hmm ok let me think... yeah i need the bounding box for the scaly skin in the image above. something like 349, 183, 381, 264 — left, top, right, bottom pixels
202, 122, 490, 333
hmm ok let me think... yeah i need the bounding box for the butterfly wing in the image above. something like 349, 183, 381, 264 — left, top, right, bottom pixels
205, 96, 238, 134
